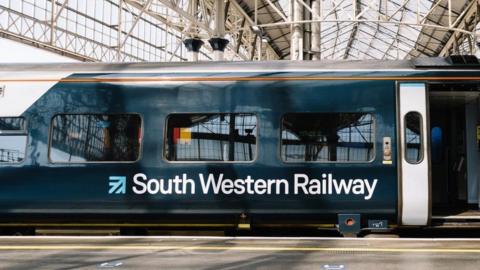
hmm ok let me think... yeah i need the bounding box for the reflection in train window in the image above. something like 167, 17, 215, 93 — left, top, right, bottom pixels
49, 114, 142, 162
0, 117, 27, 163
165, 113, 257, 162
405, 112, 423, 164
281, 113, 375, 162
431, 126, 443, 163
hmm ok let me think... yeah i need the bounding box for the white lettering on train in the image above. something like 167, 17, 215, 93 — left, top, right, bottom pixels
293, 174, 377, 200
129, 173, 378, 200
133, 173, 195, 195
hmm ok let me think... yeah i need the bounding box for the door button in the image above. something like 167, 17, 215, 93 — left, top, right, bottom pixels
383, 137, 392, 164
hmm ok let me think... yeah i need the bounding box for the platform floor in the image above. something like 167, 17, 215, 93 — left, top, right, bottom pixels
0, 236, 479, 269
433, 209, 480, 220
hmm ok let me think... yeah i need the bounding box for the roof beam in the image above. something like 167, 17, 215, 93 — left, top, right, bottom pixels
439, 0, 477, 56
343, 0, 361, 59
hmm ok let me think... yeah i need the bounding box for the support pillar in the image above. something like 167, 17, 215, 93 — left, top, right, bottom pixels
303, 0, 311, 60
185, 0, 203, 61
209, 0, 229, 61
291, 0, 304, 60
50, 0, 56, 45
117, 0, 123, 62
311, 0, 321, 60
183, 38, 204, 61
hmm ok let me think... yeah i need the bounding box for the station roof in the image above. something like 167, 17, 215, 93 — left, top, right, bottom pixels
237, 0, 477, 60
235, 0, 291, 59
1, 0, 477, 63
408, 0, 476, 57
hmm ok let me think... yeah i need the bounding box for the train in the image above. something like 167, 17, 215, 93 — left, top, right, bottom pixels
0, 56, 479, 235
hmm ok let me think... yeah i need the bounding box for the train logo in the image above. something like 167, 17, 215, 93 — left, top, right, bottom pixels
108, 176, 127, 194
109, 173, 378, 199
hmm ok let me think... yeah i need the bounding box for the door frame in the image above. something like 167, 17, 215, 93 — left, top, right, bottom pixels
397, 82, 431, 226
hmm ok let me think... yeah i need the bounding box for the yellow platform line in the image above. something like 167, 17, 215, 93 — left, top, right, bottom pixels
0, 245, 479, 253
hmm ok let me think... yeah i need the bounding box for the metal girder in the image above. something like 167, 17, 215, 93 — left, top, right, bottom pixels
255, 0, 479, 60
343, 0, 360, 59
0, 0, 190, 62
438, 0, 477, 56
125, 0, 281, 61
260, 0, 474, 34
119, 0, 154, 53
0, 0, 281, 62
0, 0, 478, 62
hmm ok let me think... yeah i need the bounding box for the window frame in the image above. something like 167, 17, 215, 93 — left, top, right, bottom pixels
0, 116, 28, 165
163, 112, 259, 163
279, 112, 376, 164
403, 111, 424, 165
48, 113, 144, 164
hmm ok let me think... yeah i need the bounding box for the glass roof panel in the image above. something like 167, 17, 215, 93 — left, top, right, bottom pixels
271, 0, 476, 60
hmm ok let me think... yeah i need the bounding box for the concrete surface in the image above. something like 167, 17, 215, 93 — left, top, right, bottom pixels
0, 236, 479, 269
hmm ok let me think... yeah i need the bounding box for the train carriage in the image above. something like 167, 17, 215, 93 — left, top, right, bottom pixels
0, 56, 479, 235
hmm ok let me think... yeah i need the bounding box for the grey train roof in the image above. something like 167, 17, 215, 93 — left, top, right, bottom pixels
0, 57, 478, 73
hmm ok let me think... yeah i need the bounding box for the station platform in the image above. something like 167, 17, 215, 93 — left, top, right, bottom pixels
0, 236, 479, 269
433, 209, 480, 220
431, 209, 480, 228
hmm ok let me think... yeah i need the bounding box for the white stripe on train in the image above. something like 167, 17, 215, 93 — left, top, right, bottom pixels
0, 73, 71, 117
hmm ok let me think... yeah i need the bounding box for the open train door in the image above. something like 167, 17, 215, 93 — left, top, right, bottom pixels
398, 83, 430, 226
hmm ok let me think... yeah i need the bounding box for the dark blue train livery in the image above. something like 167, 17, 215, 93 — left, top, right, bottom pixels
1, 56, 479, 234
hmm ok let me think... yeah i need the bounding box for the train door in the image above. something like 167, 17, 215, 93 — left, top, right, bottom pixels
429, 82, 480, 221
430, 98, 467, 209
398, 83, 430, 226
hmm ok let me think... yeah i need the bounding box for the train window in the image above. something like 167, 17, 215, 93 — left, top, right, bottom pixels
404, 112, 423, 164
165, 113, 257, 162
49, 114, 142, 162
0, 117, 27, 163
281, 113, 375, 162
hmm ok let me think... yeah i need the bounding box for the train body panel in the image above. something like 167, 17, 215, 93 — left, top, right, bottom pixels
0, 58, 479, 230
